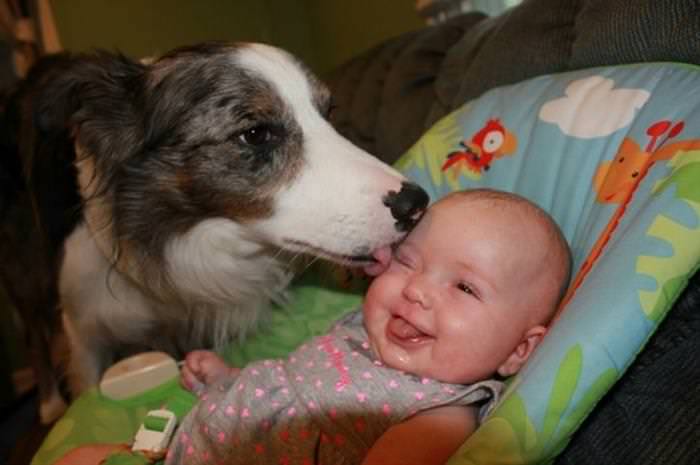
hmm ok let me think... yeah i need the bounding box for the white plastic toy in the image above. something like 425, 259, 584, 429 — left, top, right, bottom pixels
99, 351, 180, 400
132, 409, 178, 457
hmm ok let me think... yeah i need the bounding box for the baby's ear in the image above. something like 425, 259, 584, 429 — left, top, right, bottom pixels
496, 325, 547, 377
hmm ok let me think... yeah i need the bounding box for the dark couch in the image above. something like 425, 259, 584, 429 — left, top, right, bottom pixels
326, 0, 700, 463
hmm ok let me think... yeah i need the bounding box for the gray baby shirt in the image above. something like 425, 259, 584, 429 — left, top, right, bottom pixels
166, 310, 503, 465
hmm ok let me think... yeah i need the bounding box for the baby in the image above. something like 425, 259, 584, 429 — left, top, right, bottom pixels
54, 188, 571, 465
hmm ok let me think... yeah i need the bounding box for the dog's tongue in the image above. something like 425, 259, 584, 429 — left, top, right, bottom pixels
388, 316, 424, 340
363, 246, 392, 276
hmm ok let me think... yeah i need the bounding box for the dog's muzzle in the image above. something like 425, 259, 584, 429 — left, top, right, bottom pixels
383, 181, 430, 232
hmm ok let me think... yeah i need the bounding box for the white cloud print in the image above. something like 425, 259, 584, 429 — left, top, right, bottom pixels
539, 75, 650, 139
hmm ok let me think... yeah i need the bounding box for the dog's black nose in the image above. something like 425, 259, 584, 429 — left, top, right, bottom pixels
383, 181, 430, 232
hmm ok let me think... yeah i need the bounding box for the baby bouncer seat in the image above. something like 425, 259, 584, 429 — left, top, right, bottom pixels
33, 62, 700, 465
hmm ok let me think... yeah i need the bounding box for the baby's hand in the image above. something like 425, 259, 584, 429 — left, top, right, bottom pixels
363, 246, 392, 277
180, 350, 240, 394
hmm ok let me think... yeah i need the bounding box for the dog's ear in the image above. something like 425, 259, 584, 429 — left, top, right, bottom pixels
34, 51, 147, 163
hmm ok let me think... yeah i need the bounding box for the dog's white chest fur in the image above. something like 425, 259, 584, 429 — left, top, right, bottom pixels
60, 220, 293, 391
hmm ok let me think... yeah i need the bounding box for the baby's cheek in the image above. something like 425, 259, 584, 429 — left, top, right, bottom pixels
378, 272, 408, 302
362, 311, 382, 345
363, 285, 390, 318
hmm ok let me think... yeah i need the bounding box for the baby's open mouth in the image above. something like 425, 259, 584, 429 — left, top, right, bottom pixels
387, 316, 432, 344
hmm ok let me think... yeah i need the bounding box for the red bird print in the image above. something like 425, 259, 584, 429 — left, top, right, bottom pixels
442, 119, 517, 174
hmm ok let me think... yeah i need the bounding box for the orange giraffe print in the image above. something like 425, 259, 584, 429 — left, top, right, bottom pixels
556, 120, 700, 316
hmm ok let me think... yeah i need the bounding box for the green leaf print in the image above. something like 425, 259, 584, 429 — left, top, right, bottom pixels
639, 150, 700, 322
395, 110, 464, 187
540, 346, 582, 448
447, 345, 617, 465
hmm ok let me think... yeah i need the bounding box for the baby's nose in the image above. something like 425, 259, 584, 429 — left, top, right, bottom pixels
403, 279, 432, 309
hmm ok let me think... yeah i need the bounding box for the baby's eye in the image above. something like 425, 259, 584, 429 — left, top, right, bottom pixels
394, 252, 413, 268
457, 282, 476, 296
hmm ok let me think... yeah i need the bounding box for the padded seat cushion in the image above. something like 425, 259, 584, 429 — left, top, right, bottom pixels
32, 62, 700, 465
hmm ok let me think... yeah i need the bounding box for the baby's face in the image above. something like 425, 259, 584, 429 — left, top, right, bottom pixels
363, 196, 557, 384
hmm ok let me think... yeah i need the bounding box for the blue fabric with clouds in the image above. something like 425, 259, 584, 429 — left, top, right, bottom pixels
394, 62, 700, 464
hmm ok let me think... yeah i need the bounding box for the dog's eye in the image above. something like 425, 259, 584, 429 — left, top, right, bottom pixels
239, 125, 273, 146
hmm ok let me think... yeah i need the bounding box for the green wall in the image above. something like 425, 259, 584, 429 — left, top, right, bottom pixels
307, 0, 423, 73
52, 0, 423, 75
53, 0, 319, 70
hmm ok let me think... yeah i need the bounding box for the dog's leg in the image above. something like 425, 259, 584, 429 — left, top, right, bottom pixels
0, 229, 68, 424
61, 311, 108, 395
6, 294, 67, 423
27, 321, 67, 424
60, 224, 158, 394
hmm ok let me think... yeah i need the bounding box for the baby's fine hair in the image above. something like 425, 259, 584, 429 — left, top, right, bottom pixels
445, 188, 573, 315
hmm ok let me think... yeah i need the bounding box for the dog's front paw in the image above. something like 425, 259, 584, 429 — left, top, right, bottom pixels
39, 392, 68, 424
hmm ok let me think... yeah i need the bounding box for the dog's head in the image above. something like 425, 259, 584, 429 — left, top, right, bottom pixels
37, 42, 428, 284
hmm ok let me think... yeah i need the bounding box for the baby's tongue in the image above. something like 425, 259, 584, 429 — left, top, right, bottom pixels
388, 316, 424, 340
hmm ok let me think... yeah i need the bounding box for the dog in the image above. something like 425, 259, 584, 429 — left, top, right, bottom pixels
0, 42, 429, 423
